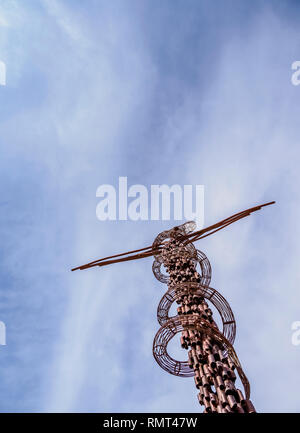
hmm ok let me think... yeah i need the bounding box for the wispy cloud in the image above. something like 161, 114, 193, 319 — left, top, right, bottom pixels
1, 0, 300, 413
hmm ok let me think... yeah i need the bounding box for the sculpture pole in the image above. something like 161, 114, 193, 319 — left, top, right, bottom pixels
152, 222, 255, 413
72, 201, 275, 412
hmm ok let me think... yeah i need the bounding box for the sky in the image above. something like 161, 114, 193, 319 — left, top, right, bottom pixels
0, 0, 300, 413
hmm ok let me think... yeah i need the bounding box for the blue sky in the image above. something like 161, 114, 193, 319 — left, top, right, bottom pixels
0, 0, 300, 412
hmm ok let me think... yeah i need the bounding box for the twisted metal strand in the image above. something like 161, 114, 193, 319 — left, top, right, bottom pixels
153, 314, 250, 399
157, 282, 236, 345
